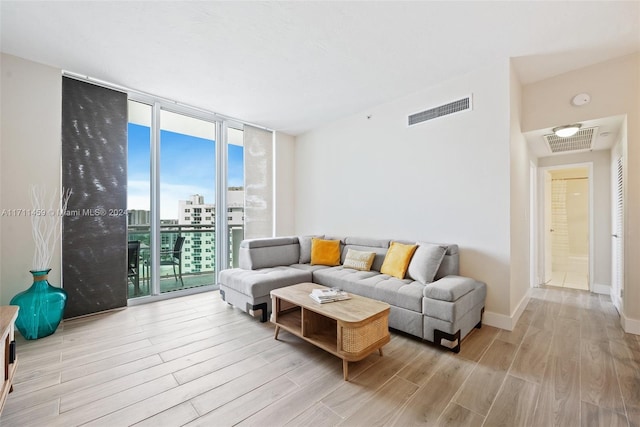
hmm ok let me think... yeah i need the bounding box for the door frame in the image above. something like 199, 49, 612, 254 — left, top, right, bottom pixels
611, 154, 624, 311
530, 161, 538, 287
535, 162, 594, 291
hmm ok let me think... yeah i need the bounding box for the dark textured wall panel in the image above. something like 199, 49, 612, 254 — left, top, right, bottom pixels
61, 77, 127, 318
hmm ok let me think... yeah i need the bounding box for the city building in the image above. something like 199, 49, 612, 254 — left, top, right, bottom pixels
127, 209, 150, 226
177, 190, 244, 274
127, 189, 244, 276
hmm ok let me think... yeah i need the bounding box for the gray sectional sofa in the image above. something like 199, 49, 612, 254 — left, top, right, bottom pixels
218, 235, 486, 352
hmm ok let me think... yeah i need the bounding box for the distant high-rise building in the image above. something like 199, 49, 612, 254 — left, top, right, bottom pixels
227, 187, 244, 227
177, 190, 244, 274
127, 209, 150, 225
128, 192, 244, 277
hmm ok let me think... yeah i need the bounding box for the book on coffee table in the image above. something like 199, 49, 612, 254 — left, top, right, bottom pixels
309, 288, 350, 304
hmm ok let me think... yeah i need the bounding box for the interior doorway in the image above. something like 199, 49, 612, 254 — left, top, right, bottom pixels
542, 165, 591, 290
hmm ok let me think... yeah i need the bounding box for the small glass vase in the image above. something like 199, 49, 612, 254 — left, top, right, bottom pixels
10, 269, 67, 340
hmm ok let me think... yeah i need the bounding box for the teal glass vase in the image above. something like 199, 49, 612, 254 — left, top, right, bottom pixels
10, 269, 67, 340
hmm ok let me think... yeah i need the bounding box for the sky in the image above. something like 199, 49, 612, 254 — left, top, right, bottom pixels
128, 123, 244, 220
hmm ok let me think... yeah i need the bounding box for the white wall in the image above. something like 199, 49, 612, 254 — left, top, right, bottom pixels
0, 54, 62, 305
538, 151, 611, 290
274, 131, 296, 236
295, 60, 514, 319
523, 53, 639, 328
509, 63, 532, 321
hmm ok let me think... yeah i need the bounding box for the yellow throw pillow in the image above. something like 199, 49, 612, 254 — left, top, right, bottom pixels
380, 241, 418, 279
310, 238, 341, 266
343, 249, 376, 271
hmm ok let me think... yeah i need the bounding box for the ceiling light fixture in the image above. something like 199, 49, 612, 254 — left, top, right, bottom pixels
552, 123, 582, 138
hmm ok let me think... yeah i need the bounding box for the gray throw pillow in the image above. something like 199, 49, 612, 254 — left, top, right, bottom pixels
407, 242, 447, 284
298, 235, 323, 264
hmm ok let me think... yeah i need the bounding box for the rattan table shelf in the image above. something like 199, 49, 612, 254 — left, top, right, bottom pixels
271, 282, 390, 381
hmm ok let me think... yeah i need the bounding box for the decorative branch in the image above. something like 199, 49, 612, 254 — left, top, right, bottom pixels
30, 186, 72, 271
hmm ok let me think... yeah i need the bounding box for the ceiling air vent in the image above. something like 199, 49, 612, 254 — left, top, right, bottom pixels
544, 127, 597, 154
408, 96, 472, 126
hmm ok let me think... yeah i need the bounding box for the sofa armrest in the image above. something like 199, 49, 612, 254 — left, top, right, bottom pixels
423, 275, 478, 302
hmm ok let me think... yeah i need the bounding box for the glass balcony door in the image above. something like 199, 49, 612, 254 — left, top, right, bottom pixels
127, 100, 225, 299
157, 109, 217, 294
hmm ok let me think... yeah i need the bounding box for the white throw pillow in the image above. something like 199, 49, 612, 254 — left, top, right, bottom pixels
343, 249, 376, 271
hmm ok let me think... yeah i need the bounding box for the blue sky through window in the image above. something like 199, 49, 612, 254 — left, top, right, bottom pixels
128, 123, 244, 220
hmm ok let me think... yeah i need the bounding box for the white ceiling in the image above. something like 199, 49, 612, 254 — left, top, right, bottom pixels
1, 1, 639, 136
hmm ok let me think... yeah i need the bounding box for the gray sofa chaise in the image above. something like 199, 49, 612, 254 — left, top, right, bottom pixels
218, 235, 486, 352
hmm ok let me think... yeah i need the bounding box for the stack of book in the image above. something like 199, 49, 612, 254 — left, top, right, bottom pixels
309, 288, 350, 304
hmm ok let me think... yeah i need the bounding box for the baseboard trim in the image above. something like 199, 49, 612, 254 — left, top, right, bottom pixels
610, 287, 622, 313
621, 313, 640, 335
482, 311, 512, 331
483, 288, 531, 332
592, 283, 610, 295
607, 287, 638, 336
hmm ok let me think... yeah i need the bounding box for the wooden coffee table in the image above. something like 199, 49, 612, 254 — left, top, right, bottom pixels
270, 282, 390, 381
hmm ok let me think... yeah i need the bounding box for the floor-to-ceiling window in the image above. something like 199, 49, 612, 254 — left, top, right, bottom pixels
127, 101, 251, 300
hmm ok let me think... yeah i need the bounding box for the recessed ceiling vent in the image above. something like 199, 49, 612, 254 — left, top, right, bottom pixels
544, 126, 598, 154
408, 96, 472, 126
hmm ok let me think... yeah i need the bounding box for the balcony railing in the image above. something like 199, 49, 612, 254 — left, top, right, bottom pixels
127, 224, 244, 298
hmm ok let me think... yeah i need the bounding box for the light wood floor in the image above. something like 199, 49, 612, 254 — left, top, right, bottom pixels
2, 286, 639, 426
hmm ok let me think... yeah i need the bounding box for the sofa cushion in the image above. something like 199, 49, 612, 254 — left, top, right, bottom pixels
289, 263, 331, 273
435, 244, 459, 280
380, 241, 418, 279
423, 284, 483, 322
369, 276, 424, 313
313, 267, 423, 313
311, 238, 341, 266
298, 235, 323, 264
312, 266, 377, 293
407, 242, 447, 284
343, 249, 376, 271
219, 267, 311, 298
